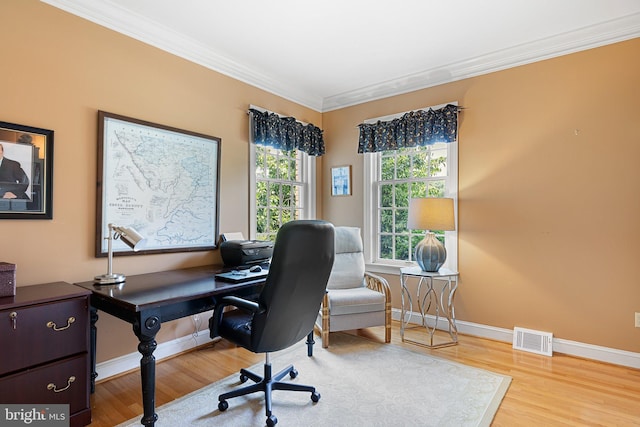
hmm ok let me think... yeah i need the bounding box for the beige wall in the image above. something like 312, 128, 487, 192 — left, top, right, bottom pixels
3, 1, 640, 362
323, 38, 640, 353
1, 1, 322, 362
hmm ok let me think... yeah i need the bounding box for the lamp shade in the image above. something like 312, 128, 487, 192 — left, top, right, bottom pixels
407, 198, 455, 231
114, 225, 146, 251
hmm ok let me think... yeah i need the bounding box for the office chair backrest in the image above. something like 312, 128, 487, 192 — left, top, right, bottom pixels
252, 220, 335, 353
326, 226, 366, 290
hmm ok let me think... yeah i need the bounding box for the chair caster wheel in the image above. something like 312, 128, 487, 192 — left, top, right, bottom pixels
240, 374, 248, 383
289, 368, 298, 379
311, 391, 321, 402
218, 400, 228, 411
266, 414, 278, 426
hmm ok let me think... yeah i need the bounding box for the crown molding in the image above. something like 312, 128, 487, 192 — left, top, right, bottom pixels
42, 1, 640, 113
41, 0, 324, 111
322, 13, 640, 111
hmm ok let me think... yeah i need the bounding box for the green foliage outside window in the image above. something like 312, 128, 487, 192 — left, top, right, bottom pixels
378, 145, 448, 261
255, 145, 302, 241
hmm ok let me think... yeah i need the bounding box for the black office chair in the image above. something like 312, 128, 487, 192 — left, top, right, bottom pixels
209, 220, 335, 427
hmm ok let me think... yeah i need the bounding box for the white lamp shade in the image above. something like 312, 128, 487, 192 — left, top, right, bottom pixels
407, 198, 455, 231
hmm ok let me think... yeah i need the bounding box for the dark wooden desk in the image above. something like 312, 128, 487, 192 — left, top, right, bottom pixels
74, 265, 267, 427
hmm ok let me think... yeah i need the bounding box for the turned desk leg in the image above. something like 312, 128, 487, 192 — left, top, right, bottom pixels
134, 313, 161, 427
89, 306, 98, 393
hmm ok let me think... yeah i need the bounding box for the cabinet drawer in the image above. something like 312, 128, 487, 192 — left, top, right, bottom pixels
0, 297, 89, 375
0, 354, 89, 414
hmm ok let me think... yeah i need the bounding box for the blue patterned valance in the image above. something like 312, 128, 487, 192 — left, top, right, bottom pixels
357, 104, 458, 153
249, 108, 325, 156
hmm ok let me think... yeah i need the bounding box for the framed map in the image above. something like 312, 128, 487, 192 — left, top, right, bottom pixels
96, 111, 221, 257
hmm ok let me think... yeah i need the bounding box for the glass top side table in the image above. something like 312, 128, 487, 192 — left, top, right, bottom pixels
399, 266, 460, 348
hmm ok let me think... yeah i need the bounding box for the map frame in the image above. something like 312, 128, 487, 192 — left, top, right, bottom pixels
96, 111, 221, 257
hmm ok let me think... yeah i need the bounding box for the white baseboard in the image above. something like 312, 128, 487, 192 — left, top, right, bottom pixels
96, 331, 216, 382
391, 308, 640, 369
96, 310, 640, 382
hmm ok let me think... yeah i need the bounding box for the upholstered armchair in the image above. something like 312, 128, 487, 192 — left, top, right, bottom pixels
316, 226, 391, 347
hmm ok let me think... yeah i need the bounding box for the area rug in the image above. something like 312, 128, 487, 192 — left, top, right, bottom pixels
118, 333, 511, 426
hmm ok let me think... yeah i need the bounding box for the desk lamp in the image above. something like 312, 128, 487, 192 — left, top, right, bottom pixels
94, 223, 146, 285
407, 198, 455, 272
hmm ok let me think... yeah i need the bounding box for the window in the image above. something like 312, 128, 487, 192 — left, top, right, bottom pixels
364, 142, 458, 272
249, 144, 316, 241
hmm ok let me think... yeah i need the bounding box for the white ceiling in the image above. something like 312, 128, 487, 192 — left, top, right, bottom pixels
43, 0, 640, 112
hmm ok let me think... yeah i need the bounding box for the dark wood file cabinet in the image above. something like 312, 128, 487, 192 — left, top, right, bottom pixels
0, 282, 91, 426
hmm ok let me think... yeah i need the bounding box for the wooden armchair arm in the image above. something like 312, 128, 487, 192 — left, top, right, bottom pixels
364, 271, 391, 304
364, 271, 392, 343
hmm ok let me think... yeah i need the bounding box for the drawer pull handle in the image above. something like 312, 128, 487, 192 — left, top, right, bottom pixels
46, 317, 76, 331
9, 311, 17, 330
47, 376, 76, 393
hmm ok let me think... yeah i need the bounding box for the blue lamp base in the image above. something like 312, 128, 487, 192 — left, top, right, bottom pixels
415, 232, 447, 272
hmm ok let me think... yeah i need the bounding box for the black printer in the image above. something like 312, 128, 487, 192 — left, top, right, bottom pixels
220, 240, 273, 267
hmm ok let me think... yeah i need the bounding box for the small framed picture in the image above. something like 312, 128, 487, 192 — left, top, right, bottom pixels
331, 165, 352, 197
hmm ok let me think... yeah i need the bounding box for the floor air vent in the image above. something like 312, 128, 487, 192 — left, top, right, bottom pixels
513, 327, 553, 356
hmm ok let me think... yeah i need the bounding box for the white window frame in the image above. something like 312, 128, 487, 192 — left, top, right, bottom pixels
248, 143, 317, 240
362, 104, 458, 275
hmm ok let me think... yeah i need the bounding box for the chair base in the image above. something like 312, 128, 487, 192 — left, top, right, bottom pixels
218, 358, 320, 427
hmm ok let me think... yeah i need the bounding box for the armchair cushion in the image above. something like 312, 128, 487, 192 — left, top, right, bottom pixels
327, 227, 365, 290
327, 287, 386, 316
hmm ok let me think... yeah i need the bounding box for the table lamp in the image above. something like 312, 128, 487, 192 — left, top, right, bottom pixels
407, 198, 455, 272
94, 223, 146, 285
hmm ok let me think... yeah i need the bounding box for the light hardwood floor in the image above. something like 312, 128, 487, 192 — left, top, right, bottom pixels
89, 321, 640, 426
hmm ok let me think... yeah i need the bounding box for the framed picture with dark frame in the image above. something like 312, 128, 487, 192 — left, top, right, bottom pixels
96, 111, 221, 257
0, 121, 53, 220
331, 165, 352, 197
